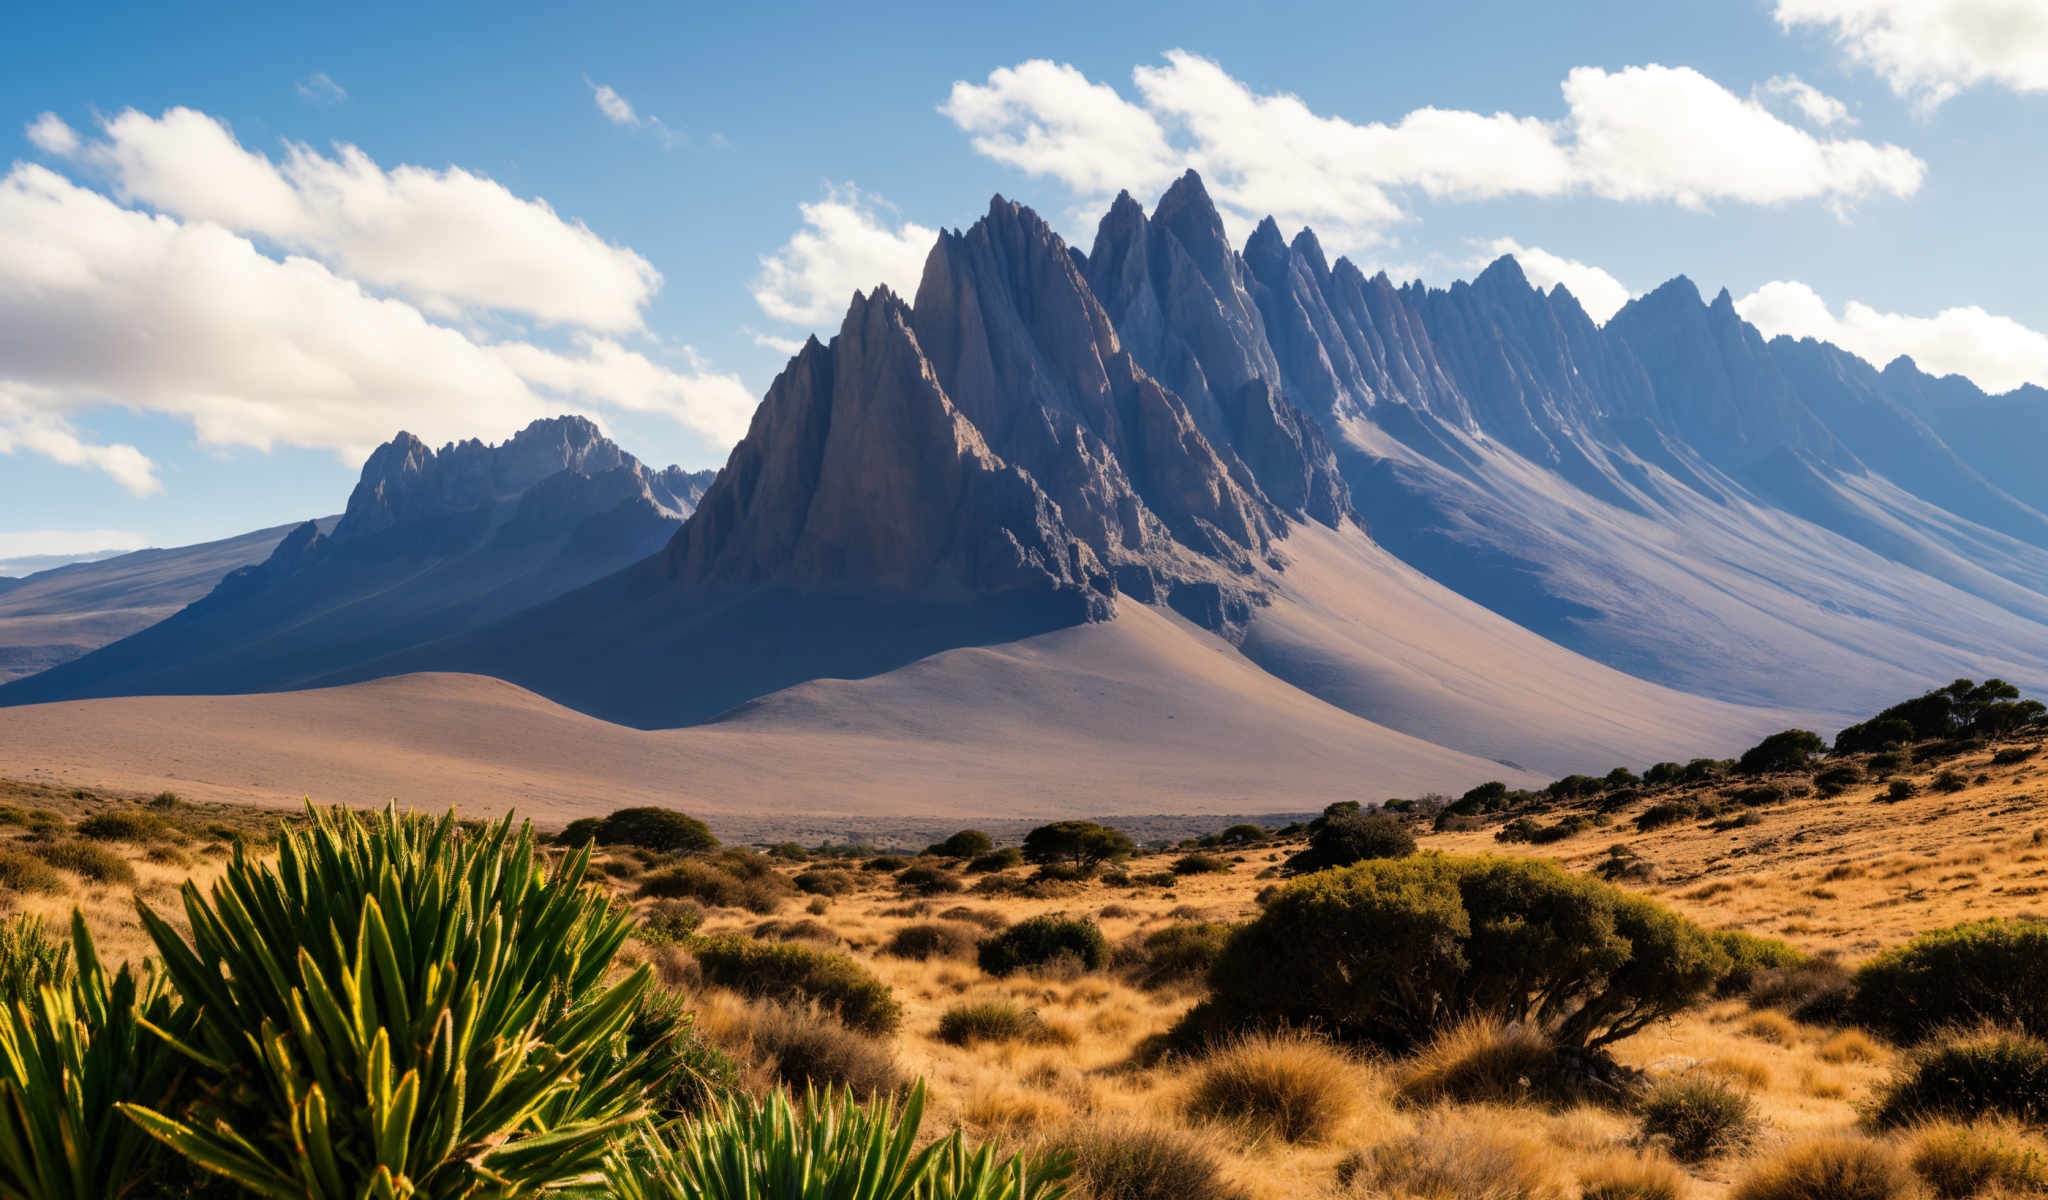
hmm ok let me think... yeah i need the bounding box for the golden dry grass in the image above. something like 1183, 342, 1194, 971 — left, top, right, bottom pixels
15, 738, 2048, 1199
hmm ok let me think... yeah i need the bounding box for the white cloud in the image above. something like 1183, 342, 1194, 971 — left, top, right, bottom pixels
0, 529, 149, 560
1736, 280, 2048, 394
0, 162, 752, 487
54, 106, 659, 331
943, 53, 1925, 250
1760, 74, 1855, 125
294, 72, 347, 107
751, 185, 938, 327
25, 112, 78, 156
1775, 0, 2048, 107
588, 78, 638, 125
748, 329, 808, 356
1477, 239, 1634, 324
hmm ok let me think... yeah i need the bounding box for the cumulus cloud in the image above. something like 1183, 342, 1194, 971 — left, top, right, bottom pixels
25, 112, 78, 156
294, 72, 347, 106
751, 185, 938, 328
1760, 74, 1855, 126
1736, 280, 2048, 394
0, 162, 752, 484
1775, 0, 2048, 107
942, 52, 1924, 249
1476, 239, 1634, 324
50, 106, 659, 331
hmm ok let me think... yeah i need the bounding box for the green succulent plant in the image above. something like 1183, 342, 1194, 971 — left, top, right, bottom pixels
120, 803, 656, 1198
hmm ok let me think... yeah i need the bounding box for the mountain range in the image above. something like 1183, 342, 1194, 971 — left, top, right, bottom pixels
5, 171, 2047, 806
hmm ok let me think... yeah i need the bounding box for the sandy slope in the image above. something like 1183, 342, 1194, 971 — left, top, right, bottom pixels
0, 604, 1536, 822
1242, 523, 1810, 774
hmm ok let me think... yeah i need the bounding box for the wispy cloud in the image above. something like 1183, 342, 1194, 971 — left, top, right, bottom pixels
585, 76, 683, 148
294, 72, 348, 107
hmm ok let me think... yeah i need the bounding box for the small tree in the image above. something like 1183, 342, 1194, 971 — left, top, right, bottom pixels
928, 830, 993, 859
1021, 822, 1133, 871
560, 806, 718, 854
1284, 810, 1415, 874
1737, 730, 1826, 774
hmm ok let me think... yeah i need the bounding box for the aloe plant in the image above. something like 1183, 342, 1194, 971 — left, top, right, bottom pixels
0, 911, 184, 1199
605, 1083, 1071, 1200
120, 804, 656, 1198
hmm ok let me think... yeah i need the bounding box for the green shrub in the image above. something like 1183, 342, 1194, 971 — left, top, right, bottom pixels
977, 915, 1110, 978
1635, 802, 1697, 832
0, 847, 63, 895
1872, 1029, 2048, 1127
882, 922, 979, 962
1716, 930, 1810, 998
937, 1000, 1053, 1046
928, 830, 994, 859
1816, 764, 1864, 796
615, 986, 738, 1119
691, 935, 901, 1035
1284, 810, 1414, 873
123, 805, 651, 1196
73, 809, 174, 843
1183, 855, 1729, 1054
31, 840, 135, 885
608, 1083, 1070, 1200
792, 868, 857, 896
1638, 1073, 1758, 1162
1134, 922, 1236, 990
558, 806, 718, 853
966, 848, 1023, 874
1171, 853, 1230, 876
1739, 729, 1826, 774
1883, 779, 1918, 803
1215, 824, 1267, 846
637, 859, 790, 913
1021, 822, 1134, 871
894, 864, 963, 895
639, 899, 706, 943
1850, 919, 2048, 1044
1934, 769, 1971, 793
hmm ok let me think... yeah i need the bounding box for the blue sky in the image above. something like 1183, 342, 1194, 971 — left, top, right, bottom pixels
3, 0, 2045, 568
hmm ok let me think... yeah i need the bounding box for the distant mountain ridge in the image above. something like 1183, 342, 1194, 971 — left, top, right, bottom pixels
8, 175, 2048, 786
0, 416, 711, 703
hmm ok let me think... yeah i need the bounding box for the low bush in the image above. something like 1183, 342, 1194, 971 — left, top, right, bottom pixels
1171, 853, 1231, 876
1055, 1122, 1248, 1200
1132, 922, 1235, 990
0, 847, 63, 895
937, 905, 1006, 930
749, 918, 841, 946
927, 830, 994, 859
1884, 780, 1918, 803
864, 855, 910, 872
1907, 1120, 2048, 1199
967, 848, 1023, 873
881, 922, 978, 962
729, 1003, 903, 1098
1816, 764, 1865, 796
791, 868, 857, 896
1183, 1033, 1354, 1145
894, 864, 963, 895
936, 1000, 1053, 1046
691, 935, 902, 1035
1716, 930, 1810, 998
557, 806, 717, 853
1730, 1137, 1917, 1200
31, 840, 136, 885
74, 808, 175, 842
977, 915, 1109, 978
1284, 810, 1414, 873
1850, 918, 2048, 1043
1872, 1028, 2048, 1127
1818, 1030, 1881, 1063
1183, 855, 1728, 1055
1992, 747, 2039, 766
620, 987, 739, 1117
638, 899, 704, 943
1636, 802, 1698, 832
1638, 1073, 1759, 1162
1934, 769, 1971, 793
636, 859, 790, 914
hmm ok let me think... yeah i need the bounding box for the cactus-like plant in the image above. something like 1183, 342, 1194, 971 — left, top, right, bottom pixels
606, 1083, 1072, 1200
120, 803, 655, 1198
0, 911, 185, 1199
